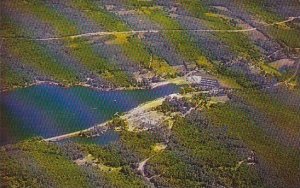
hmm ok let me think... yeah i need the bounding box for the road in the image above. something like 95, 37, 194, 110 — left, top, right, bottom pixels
44, 121, 108, 142
1, 16, 299, 41
138, 157, 151, 177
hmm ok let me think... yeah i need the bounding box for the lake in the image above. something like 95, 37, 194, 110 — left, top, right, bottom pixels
0, 84, 179, 145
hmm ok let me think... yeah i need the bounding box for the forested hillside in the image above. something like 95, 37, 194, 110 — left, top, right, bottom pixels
1, 0, 300, 187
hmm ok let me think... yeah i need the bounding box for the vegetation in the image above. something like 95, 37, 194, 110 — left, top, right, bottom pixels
175, 0, 287, 79
71, 0, 129, 32
169, 116, 262, 187
77, 143, 147, 187
148, 150, 207, 187
268, 24, 300, 49
176, 0, 262, 61
66, 37, 133, 86
0, 61, 29, 89
204, 92, 300, 187
137, 6, 213, 70
1, 0, 300, 187
234, 0, 300, 48
119, 130, 162, 159
237, 90, 300, 140
71, 0, 177, 77
6, 0, 133, 87
216, 63, 257, 88
1, 22, 79, 85
0, 139, 91, 187
0, 138, 148, 187
150, 56, 178, 77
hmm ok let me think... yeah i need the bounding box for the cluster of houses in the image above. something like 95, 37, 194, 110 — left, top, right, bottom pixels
163, 96, 192, 114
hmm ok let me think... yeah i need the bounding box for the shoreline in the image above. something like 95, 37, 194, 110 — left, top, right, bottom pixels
0, 80, 154, 93
43, 121, 109, 142
1, 79, 186, 144
0, 76, 188, 93
43, 88, 217, 142
43, 92, 181, 142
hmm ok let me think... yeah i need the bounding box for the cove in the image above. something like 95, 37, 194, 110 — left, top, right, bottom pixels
0, 84, 179, 145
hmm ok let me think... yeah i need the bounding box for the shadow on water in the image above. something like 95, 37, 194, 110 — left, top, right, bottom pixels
0, 84, 179, 145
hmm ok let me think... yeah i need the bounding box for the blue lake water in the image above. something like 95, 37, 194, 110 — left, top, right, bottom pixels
0, 84, 179, 145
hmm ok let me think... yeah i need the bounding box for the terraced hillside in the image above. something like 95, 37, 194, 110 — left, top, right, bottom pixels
1, 0, 300, 187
